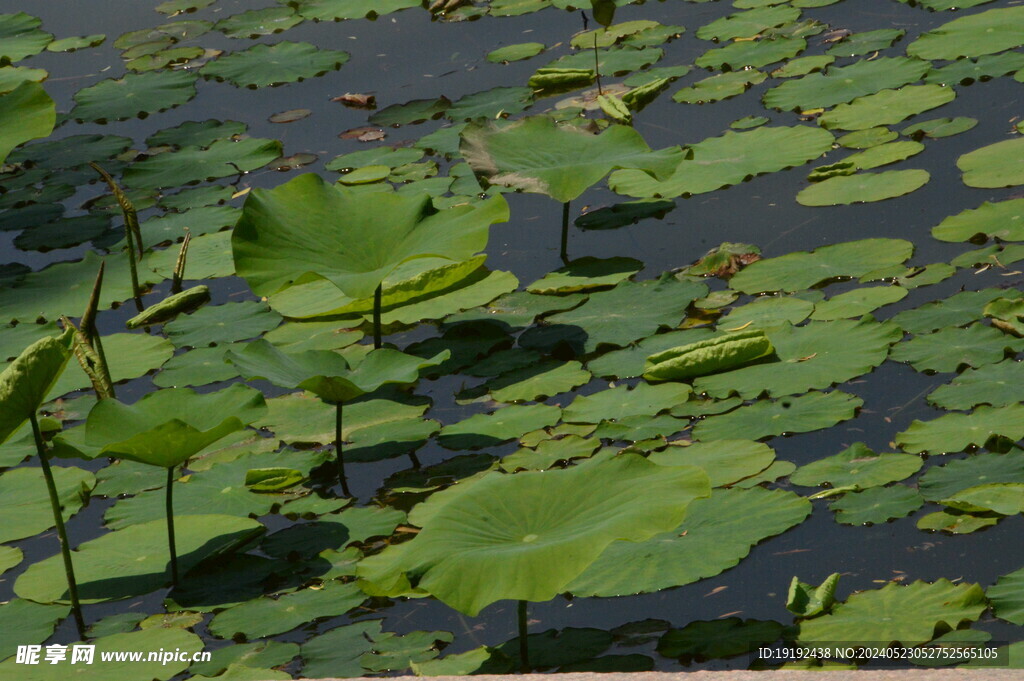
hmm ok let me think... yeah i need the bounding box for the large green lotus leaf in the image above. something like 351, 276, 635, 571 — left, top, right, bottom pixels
123, 137, 282, 189
695, 37, 805, 70
731, 238, 913, 293
696, 5, 800, 40
989, 566, 1024, 626
0, 628, 202, 681
215, 7, 303, 38
809, 286, 907, 321
797, 580, 987, 645
233, 174, 508, 300
818, 85, 955, 131
762, 57, 930, 111
255, 392, 428, 444
916, 509, 1000, 535
15, 514, 264, 603
521, 278, 707, 355
438, 403, 561, 450
657, 618, 783, 661
0, 66, 46, 94
648, 440, 775, 487
0, 81, 55, 165
481, 360, 591, 403
0, 600, 69, 661
694, 319, 901, 399
919, 451, 1024, 502
829, 485, 923, 525
890, 324, 1023, 373
944, 483, 1024, 515
892, 289, 1021, 334
562, 382, 692, 424
928, 360, 1024, 410
85, 384, 267, 467
609, 126, 833, 199
958, 137, 1024, 188
568, 488, 810, 596
907, 7, 1024, 60
671, 70, 766, 104
228, 341, 446, 403
358, 454, 709, 615
460, 116, 684, 203
896, 404, 1024, 454
790, 442, 922, 489
693, 390, 862, 441
797, 169, 929, 206
0, 466, 95, 542
935, 198, 1024, 242
0, 331, 71, 443
70, 70, 197, 122
0, 13, 51, 62
165, 301, 282, 348
201, 41, 349, 88
292, 0, 421, 20
527, 257, 642, 294
208, 581, 364, 639
47, 332, 173, 400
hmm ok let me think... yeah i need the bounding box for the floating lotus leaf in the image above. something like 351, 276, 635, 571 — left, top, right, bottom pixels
527, 257, 642, 294
644, 329, 774, 382
190, 641, 299, 677
890, 324, 1022, 373
301, 620, 383, 678
658, 618, 784, 660
944, 483, 1024, 515
772, 54, 834, 77
487, 42, 546, 63
520, 278, 706, 354
70, 70, 197, 122
797, 580, 987, 645
989, 567, 1024, 626
933, 199, 1024, 243
928, 360, 1024, 410
494, 627, 616, 670
695, 37, 805, 70
163, 301, 281, 348
985, 297, 1024, 337
291, 0, 421, 21
837, 126, 897, 149
809, 286, 907, 321
896, 0, 995, 9
0, 81, 55, 165
826, 28, 903, 57
0, 65, 46, 94
449, 290, 587, 329
0, 545, 21, 575
720, 297, 815, 330
147, 119, 247, 148
201, 41, 349, 88
671, 70, 766, 104
48, 332, 174, 400
209, 581, 365, 639
696, 5, 801, 41
438, 403, 561, 450
926, 52, 1024, 86
500, 435, 599, 472
0, 331, 72, 443
730, 115, 769, 130
892, 289, 1021, 334
563, 382, 691, 424
0, 600, 69, 661
569, 20, 667, 49
791, 442, 922, 489
215, 7, 302, 39
916, 510, 1000, 534
15, 514, 264, 603
256, 392, 428, 445
0, 13, 52, 62
958, 137, 1024, 188
693, 390, 862, 442
545, 46, 663, 77
358, 454, 710, 615
797, 169, 929, 206
648, 440, 776, 487
763, 57, 930, 111
818, 85, 955, 131
123, 137, 281, 189
568, 488, 810, 596
375, 270, 518, 327
233, 174, 507, 300
85, 384, 267, 468
694, 319, 901, 399
896, 404, 1024, 454
907, 7, 1024, 60
920, 451, 1024, 503
447, 86, 534, 122
904, 116, 977, 139
14, 214, 112, 252
477, 360, 591, 403
833, 141, 924, 173
609, 126, 833, 199
0, 466, 95, 543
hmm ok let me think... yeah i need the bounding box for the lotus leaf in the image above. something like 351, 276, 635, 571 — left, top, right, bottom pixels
772, 54, 834, 78
48, 332, 174, 400
958, 137, 1024, 188
15, 514, 264, 603
163, 301, 281, 349
291, 0, 421, 21
797, 169, 930, 206
797, 580, 987, 645
644, 329, 774, 382
832, 141, 924, 174
933, 199, 1024, 243
609, 126, 833, 199
358, 454, 709, 615
156, 0, 216, 14
658, 618, 783, 660
545, 46, 663, 77
943, 483, 1024, 516
0, 332, 72, 443
147, 119, 247, 148
696, 6, 800, 41
649, 440, 773, 487
561, 382, 690, 425
926, 52, 1024, 86
928, 360, 1024, 410
0, 545, 21, 575
301, 620, 383, 678
989, 567, 1024, 626
897, 289, 1022, 335
376, 270, 519, 326
438, 403, 561, 450
826, 28, 904, 57
0, 65, 46, 94
896, 404, 1024, 454
791, 442, 921, 489
527, 257, 642, 294
495, 627, 615, 670
201, 41, 349, 88
890, 324, 1022, 373
124, 137, 281, 190
449, 290, 587, 329
190, 641, 299, 677
256, 392, 428, 444
694, 390, 862, 441
671, 70, 767, 104
763, 57, 930, 111
819, 85, 955, 132
907, 7, 1024, 60
0, 13, 52, 62
719, 297, 814, 330
829, 485, 924, 525
897, 0, 995, 8
209, 581, 365, 639
0, 600, 69, 661
920, 451, 1024, 503
695, 37, 804, 70
569, 488, 810, 596
0, 82, 55, 166
215, 7, 303, 38
487, 42, 546, 63
478, 360, 591, 403
447, 86, 534, 122
837, 127, 897, 150
0, 466, 95, 543
70, 70, 197, 122
787, 573, 840, 618
903, 116, 977, 139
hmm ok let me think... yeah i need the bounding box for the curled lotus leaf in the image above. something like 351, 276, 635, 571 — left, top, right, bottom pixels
0, 331, 72, 444
643, 329, 774, 382
125, 285, 210, 329
985, 298, 1024, 337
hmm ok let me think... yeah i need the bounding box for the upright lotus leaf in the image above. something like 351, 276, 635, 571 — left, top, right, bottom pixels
358, 454, 710, 616
0, 331, 73, 444
0, 81, 55, 165
460, 116, 683, 203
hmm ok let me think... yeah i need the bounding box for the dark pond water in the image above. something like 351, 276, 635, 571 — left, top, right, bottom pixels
2, 0, 1024, 675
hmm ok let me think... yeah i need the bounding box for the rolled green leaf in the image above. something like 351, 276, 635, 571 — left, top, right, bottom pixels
125, 285, 210, 329
643, 328, 774, 381
527, 68, 595, 90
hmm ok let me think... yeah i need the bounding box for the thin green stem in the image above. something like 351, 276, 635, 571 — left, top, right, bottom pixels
335, 402, 352, 497
166, 465, 179, 587
594, 31, 602, 95
560, 201, 570, 265
518, 600, 530, 674
373, 283, 383, 349
31, 413, 86, 638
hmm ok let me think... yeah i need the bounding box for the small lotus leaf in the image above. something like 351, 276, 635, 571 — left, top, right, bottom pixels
447, 86, 534, 122
0, 81, 55, 165
527, 257, 642, 294
791, 442, 922, 489
301, 620, 383, 678
209, 581, 365, 639
890, 324, 1022, 373
693, 390, 862, 442
482, 360, 591, 403
903, 116, 977, 139
48, 332, 174, 400
70, 70, 197, 122
919, 451, 1024, 502
933, 199, 1024, 243
487, 42, 545, 63
959, 137, 1024, 189
0, 13, 52, 62
763, 57, 930, 111
123, 137, 282, 189
215, 7, 303, 39
545, 46, 663, 77
989, 567, 1024, 626
829, 487, 924, 526
201, 41, 349, 88
896, 404, 1024, 454
164, 301, 281, 348
563, 382, 691, 425
671, 70, 766, 104
797, 169, 929, 206
696, 5, 801, 41
944, 483, 1024, 515
696, 37, 804, 70
917, 510, 1000, 534
648, 439, 776, 487
292, 0, 421, 21
439, 403, 561, 449
819, 85, 955, 131
0, 600, 69, 661
929, 360, 1024, 410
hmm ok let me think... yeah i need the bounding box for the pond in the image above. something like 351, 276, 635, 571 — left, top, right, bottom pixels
1, 0, 1024, 677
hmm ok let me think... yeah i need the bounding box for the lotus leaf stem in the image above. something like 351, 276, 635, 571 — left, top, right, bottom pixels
30, 413, 86, 638
166, 465, 179, 587
560, 202, 571, 265
518, 599, 530, 673
593, 31, 602, 96
373, 283, 383, 349
335, 402, 352, 497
